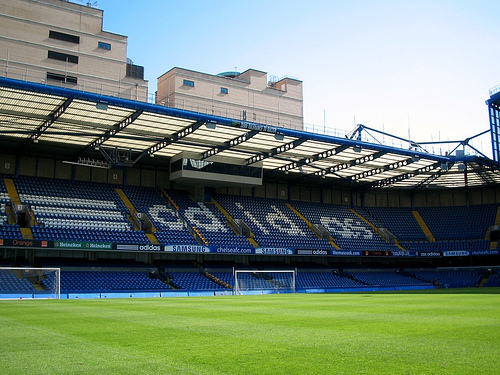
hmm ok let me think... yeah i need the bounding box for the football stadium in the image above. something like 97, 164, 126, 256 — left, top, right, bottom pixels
1, 1, 500, 374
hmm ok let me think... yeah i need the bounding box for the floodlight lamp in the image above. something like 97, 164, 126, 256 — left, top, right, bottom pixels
275, 134, 285, 141
353, 145, 362, 152
205, 123, 217, 129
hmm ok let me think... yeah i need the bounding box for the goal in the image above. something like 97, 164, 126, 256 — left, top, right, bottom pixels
234, 270, 295, 295
0, 267, 60, 299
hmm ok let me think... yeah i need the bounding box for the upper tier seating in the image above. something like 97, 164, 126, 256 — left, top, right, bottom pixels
290, 201, 400, 251
360, 207, 428, 241
417, 205, 497, 240
14, 176, 149, 244
0, 178, 24, 238
215, 195, 333, 250
122, 186, 198, 246
0, 223, 22, 239
0, 178, 9, 224
1, 175, 498, 254
167, 190, 251, 247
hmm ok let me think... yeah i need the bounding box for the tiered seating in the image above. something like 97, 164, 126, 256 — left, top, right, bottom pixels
417, 205, 497, 240
168, 271, 226, 290
0, 203, 7, 225
211, 271, 235, 287
15, 176, 149, 244
122, 186, 198, 246
348, 270, 429, 286
296, 271, 362, 288
410, 269, 483, 288
61, 270, 171, 292
0, 270, 36, 292
215, 195, 332, 249
0, 178, 9, 224
168, 191, 250, 247
0, 178, 22, 239
290, 201, 399, 251
0, 224, 22, 239
484, 271, 500, 287
361, 207, 427, 241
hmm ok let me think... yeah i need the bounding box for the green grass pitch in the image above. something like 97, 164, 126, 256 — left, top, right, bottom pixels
1, 289, 499, 374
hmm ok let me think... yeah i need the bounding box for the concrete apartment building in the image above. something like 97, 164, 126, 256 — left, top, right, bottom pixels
0, 0, 148, 101
157, 68, 304, 130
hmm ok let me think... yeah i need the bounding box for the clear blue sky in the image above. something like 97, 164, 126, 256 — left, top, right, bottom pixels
92, 0, 499, 156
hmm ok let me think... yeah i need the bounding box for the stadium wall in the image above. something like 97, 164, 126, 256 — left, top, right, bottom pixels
0, 153, 170, 189
3, 152, 500, 207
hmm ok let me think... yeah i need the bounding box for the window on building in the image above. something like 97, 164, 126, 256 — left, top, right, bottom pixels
98, 41, 111, 50
49, 30, 80, 44
46, 72, 77, 85
126, 63, 144, 80
48, 51, 79, 64
221, 87, 228, 94
183, 79, 194, 87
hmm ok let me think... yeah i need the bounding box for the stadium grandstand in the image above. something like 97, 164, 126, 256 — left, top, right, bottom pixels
1, 76, 500, 299
1, 0, 500, 299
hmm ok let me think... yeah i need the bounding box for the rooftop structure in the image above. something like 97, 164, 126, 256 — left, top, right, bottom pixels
157, 67, 303, 131
0, 0, 148, 101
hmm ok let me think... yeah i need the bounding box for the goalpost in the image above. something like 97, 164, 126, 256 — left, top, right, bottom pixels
0, 267, 60, 299
233, 270, 295, 295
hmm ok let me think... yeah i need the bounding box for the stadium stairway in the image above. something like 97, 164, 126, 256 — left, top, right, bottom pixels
192, 261, 233, 289
350, 208, 406, 251
3, 178, 20, 205
488, 206, 500, 249
212, 198, 259, 247
5, 178, 34, 239
12, 269, 44, 290
161, 189, 206, 245
116, 188, 159, 244
479, 271, 490, 287
286, 202, 341, 250
411, 210, 436, 242
162, 189, 179, 210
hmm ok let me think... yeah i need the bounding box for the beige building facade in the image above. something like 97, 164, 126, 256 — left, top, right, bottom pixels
157, 68, 303, 130
0, 0, 148, 101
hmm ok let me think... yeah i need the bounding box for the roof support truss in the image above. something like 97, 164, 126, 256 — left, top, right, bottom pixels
246, 138, 308, 166
89, 109, 143, 150
24, 97, 73, 146
312, 150, 388, 179
133, 120, 206, 163
201, 130, 259, 160
368, 161, 442, 189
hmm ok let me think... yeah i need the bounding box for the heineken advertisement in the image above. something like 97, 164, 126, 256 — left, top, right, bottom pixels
53, 241, 113, 250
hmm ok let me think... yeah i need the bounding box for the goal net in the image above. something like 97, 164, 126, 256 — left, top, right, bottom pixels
234, 270, 295, 295
0, 267, 60, 299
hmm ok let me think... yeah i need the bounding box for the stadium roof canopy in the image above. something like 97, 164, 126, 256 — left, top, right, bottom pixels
1, 77, 500, 190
